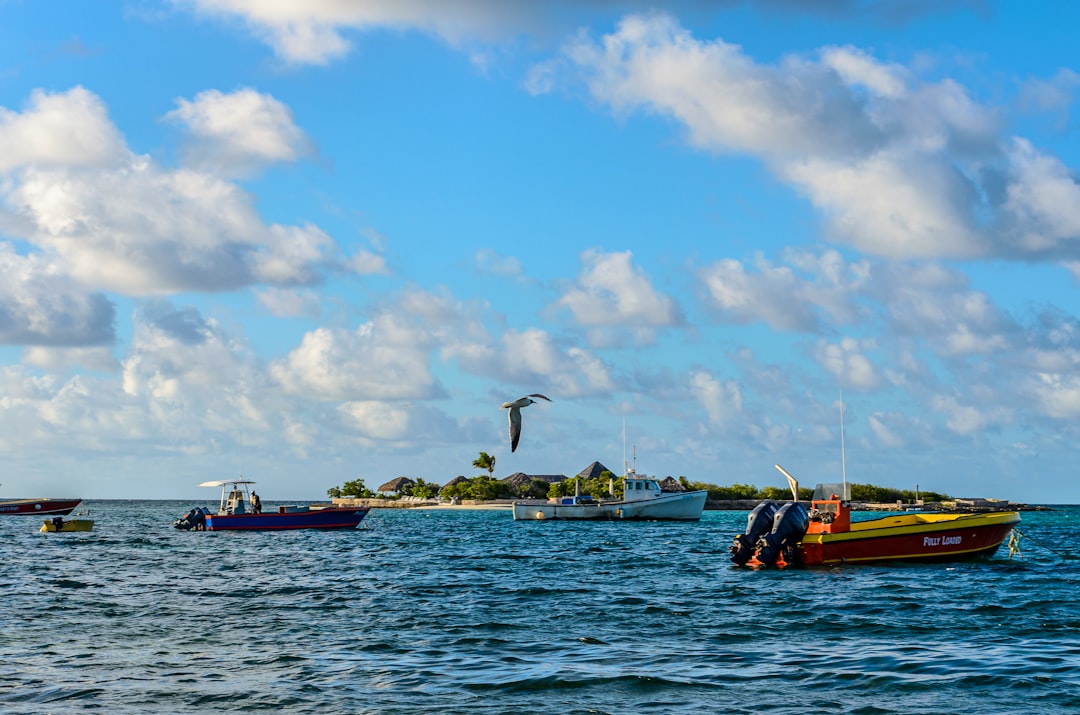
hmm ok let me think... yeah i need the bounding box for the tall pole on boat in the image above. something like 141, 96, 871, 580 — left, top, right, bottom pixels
839, 387, 848, 500
622, 411, 627, 476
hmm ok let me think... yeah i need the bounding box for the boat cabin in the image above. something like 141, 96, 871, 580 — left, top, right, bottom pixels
198, 479, 259, 515
622, 471, 663, 503
806, 483, 851, 534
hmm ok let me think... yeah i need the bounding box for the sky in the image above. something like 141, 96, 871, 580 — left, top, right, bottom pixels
2, 1, 1080, 503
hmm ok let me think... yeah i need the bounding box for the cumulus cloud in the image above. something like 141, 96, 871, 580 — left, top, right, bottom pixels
999, 138, 1080, 256
163, 88, 314, 176
697, 250, 864, 331
255, 287, 322, 318
814, 337, 881, 389
1030, 373, 1080, 419
0, 87, 127, 172
176, 0, 537, 65
124, 301, 253, 399
555, 249, 682, 344
0, 244, 115, 346
930, 393, 1013, 435
689, 369, 743, 426
0, 87, 343, 296
560, 14, 1080, 263
474, 248, 523, 278
270, 313, 446, 402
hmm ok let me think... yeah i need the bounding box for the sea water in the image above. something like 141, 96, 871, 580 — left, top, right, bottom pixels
2, 502, 1078, 714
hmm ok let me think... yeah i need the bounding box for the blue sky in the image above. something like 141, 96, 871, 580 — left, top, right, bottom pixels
2, 1, 1080, 503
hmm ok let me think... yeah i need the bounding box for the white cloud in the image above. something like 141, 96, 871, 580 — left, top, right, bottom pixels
22, 346, 118, 372
0, 87, 127, 172
867, 412, 906, 448
930, 393, 1013, 435
0, 87, 343, 296
163, 88, 313, 176
814, 337, 881, 390
474, 248, 523, 278
177, 0, 533, 65
869, 262, 1017, 356
270, 318, 445, 402
1017, 68, 1080, 124
1000, 138, 1080, 256
558, 14, 1080, 264
255, 287, 322, 318
348, 249, 389, 275
555, 249, 682, 342
697, 250, 862, 331
564, 14, 883, 159
0, 244, 115, 346
446, 326, 616, 398
1030, 373, 1080, 419
689, 369, 742, 426
820, 45, 907, 99
781, 151, 986, 258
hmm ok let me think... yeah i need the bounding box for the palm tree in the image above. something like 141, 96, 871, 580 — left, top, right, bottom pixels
472, 451, 496, 477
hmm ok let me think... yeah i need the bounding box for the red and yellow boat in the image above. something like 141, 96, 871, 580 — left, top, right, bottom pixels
731, 466, 1020, 567
786, 496, 1018, 566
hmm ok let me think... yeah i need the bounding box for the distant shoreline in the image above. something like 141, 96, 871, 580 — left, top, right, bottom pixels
330, 497, 1052, 512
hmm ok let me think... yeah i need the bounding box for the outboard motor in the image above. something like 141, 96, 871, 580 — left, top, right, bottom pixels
173, 507, 209, 531
730, 501, 778, 565
754, 502, 810, 566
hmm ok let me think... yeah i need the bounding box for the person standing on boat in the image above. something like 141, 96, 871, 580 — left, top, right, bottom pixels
251, 491, 262, 514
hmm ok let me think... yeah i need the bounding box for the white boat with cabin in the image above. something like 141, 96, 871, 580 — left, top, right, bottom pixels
512, 468, 707, 521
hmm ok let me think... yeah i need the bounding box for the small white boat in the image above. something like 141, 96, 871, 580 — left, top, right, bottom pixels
512, 470, 707, 521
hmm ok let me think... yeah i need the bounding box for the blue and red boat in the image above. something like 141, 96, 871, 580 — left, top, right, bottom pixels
174, 479, 369, 531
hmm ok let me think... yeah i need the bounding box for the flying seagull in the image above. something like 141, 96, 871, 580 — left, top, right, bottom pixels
501, 393, 552, 452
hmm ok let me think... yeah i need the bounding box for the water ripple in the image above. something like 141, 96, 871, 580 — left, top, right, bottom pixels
2, 502, 1079, 713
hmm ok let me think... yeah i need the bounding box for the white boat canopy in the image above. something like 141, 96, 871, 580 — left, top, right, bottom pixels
198, 480, 256, 488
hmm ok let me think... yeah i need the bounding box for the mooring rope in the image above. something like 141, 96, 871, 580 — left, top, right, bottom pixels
1010, 528, 1078, 560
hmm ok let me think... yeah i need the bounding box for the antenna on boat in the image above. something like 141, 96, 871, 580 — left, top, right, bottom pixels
839, 387, 848, 501
622, 409, 627, 476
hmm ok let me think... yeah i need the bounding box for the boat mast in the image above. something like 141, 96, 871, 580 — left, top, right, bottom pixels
839, 387, 848, 500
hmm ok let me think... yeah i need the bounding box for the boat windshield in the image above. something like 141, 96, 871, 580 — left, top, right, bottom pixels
813, 483, 851, 501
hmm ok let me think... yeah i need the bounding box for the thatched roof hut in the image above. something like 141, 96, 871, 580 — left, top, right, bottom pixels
439, 475, 468, 493
658, 476, 685, 492
577, 461, 613, 480
377, 476, 415, 495
502, 472, 567, 487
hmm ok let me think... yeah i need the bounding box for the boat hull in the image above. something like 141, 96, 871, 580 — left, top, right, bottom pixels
0, 498, 82, 516
797, 511, 1020, 566
513, 491, 707, 521
203, 507, 370, 531
41, 518, 95, 532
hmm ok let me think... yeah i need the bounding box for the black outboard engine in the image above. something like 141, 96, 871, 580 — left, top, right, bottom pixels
754, 502, 810, 566
730, 501, 778, 565
173, 507, 209, 531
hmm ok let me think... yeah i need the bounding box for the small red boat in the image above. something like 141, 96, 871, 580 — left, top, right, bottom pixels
731, 465, 1020, 567
0, 497, 83, 516
174, 479, 369, 532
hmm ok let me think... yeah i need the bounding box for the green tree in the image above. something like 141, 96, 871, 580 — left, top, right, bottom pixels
519, 478, 551, 499
549, 471, 621, 500
472, 451, 496, 477
440, 475, 515, 501
340, 478, 374, 498
326, 485, 342, 499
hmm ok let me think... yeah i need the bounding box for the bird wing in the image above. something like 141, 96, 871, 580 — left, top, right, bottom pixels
507, 406, 522, 452
527, 393, 552, 401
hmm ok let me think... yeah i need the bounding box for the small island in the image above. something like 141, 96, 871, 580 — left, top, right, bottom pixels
327, 453, 1043, 512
